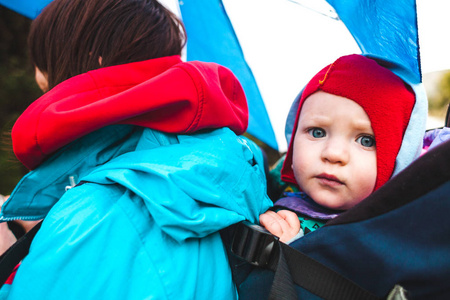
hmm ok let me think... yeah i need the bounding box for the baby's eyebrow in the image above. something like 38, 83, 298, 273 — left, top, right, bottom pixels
352, 120, 373, 132
300, 115, 331, 123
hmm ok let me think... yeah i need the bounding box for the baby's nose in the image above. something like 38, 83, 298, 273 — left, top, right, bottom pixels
321, 139, 350, 164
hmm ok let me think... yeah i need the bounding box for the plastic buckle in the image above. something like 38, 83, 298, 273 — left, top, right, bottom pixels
231, 221, 279, 268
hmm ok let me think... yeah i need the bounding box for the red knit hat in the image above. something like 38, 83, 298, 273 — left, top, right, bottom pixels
281, 54, 415, 191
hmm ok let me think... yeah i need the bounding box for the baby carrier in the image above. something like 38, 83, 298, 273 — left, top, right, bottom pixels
221, 112, 450, 299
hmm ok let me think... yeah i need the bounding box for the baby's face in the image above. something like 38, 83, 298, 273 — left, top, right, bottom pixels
292, 91, 377, 210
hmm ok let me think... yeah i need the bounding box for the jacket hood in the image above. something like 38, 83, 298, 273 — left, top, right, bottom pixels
1, 125, 142, 221
282, 54, 427, 187
1, 125, 272, 232
12, 55, 248, 170
1, 126, 273, 300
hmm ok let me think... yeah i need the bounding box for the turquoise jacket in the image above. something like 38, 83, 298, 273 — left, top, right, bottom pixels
0, 125, 272, 299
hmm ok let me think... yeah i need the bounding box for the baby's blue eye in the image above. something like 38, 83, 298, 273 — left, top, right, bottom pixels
308, 128, 326, 138
357, 135, 375, 147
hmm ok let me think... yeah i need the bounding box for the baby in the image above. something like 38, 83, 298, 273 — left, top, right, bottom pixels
261, 54, 417, 243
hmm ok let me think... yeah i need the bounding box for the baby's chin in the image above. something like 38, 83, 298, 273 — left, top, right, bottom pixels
309, 192, 360, 211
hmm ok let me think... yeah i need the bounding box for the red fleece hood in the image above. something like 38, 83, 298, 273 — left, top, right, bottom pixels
281, 54, 415, 191
12, 56, 248, 170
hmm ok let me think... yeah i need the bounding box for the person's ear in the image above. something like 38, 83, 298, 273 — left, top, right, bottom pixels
35, 66, 49, 93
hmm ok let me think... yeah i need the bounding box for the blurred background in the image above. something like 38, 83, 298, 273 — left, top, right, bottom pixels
1, 5, 449, 195
0, 7, 41, 194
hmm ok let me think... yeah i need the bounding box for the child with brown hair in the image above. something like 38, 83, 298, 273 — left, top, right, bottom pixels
0, 0, 272, 298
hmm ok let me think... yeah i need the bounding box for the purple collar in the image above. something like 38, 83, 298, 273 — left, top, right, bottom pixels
274, 192, 343, 220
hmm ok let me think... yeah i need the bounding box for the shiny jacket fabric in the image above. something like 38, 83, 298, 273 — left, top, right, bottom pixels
0, 55, 272, 299
1, 126, 271, 299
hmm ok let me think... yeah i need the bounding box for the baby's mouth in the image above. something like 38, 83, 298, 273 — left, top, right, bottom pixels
316, 173, 344, 187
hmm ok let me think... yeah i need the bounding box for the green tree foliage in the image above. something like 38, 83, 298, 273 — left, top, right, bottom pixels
0, 7, 42, 194
428, 71, 450, 115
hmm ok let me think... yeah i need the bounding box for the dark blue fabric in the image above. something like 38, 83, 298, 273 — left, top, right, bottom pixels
292, 181, 450, 299
238, 269, 322, 300
238, 179, 450, 299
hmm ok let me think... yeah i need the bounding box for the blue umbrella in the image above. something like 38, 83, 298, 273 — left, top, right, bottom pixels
0, 0, 423, 151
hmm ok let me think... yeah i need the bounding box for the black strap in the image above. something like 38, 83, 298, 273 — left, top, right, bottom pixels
0, 220, 43, 288
276, 242, 380, 300
230, 221, 381, 300
269, 242, 297, 300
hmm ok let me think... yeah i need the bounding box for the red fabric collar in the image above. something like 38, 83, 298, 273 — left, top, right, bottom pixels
281, 55, 415, 191
13, 56, 248, 169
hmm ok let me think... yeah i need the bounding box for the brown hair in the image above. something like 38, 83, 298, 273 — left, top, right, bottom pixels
28, 0, 186, 90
